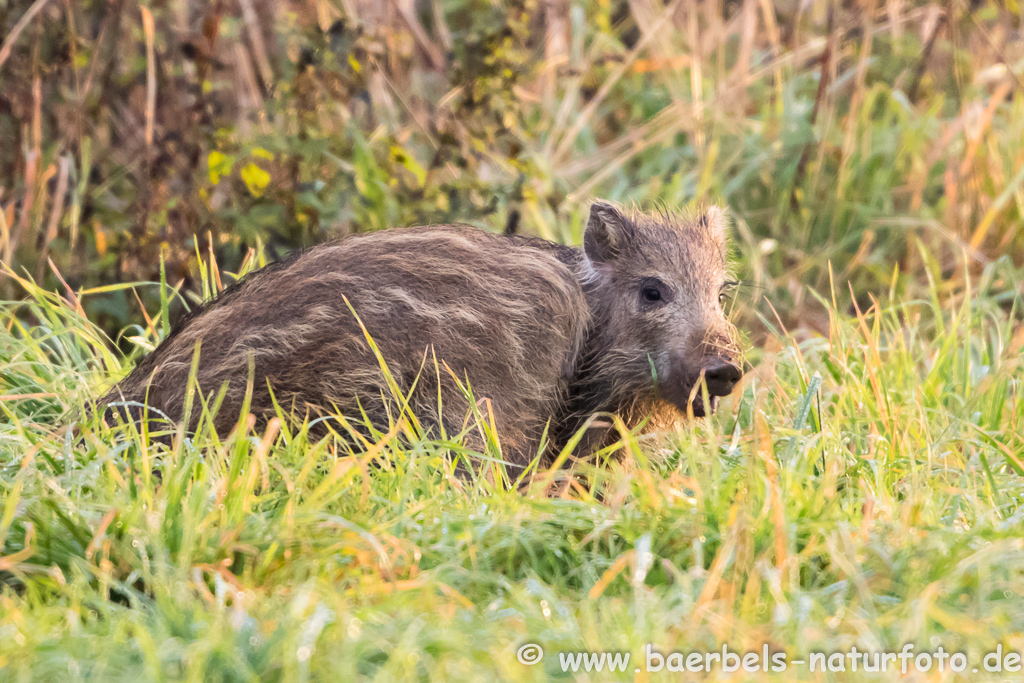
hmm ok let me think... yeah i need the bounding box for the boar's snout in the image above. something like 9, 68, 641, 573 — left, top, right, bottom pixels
662, 351, 743, 417
701, 358, 742, 397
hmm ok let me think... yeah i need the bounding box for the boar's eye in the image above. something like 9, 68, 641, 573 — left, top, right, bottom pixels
639, 278, 669, 306
719, 280, 739, 305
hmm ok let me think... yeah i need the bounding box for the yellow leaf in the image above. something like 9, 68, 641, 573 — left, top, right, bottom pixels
252, 147, 274, 161
94, 222, 106, 255
390, 146, 426, 187
241, 162, 271, 197
208, 151, 235, 185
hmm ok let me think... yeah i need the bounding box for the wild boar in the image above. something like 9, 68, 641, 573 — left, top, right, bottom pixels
101, 202, 743, 468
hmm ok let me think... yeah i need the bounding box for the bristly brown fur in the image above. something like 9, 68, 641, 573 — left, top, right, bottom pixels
101, 203, 743, 472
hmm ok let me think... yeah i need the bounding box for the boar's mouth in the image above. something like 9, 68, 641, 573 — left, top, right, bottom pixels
667, 391, 718, 418
688, 394, 718, 417
664, 371, 739, 416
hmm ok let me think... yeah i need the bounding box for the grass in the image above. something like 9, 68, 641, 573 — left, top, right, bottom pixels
2, 239, 1024, 681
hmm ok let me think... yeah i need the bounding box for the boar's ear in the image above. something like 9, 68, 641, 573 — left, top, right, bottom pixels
702, 206, 729, 254
584, 202, 631, 264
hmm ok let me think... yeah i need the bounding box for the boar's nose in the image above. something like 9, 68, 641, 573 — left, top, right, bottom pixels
701, 359, 742, 397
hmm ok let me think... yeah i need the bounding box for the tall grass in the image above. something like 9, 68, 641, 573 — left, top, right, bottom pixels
2, 243, 1024, 680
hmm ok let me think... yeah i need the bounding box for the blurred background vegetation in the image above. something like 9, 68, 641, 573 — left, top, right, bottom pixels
0, 0, 1021, 337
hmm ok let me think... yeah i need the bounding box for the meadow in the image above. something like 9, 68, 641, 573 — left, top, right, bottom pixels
2, 0, 1024, 680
